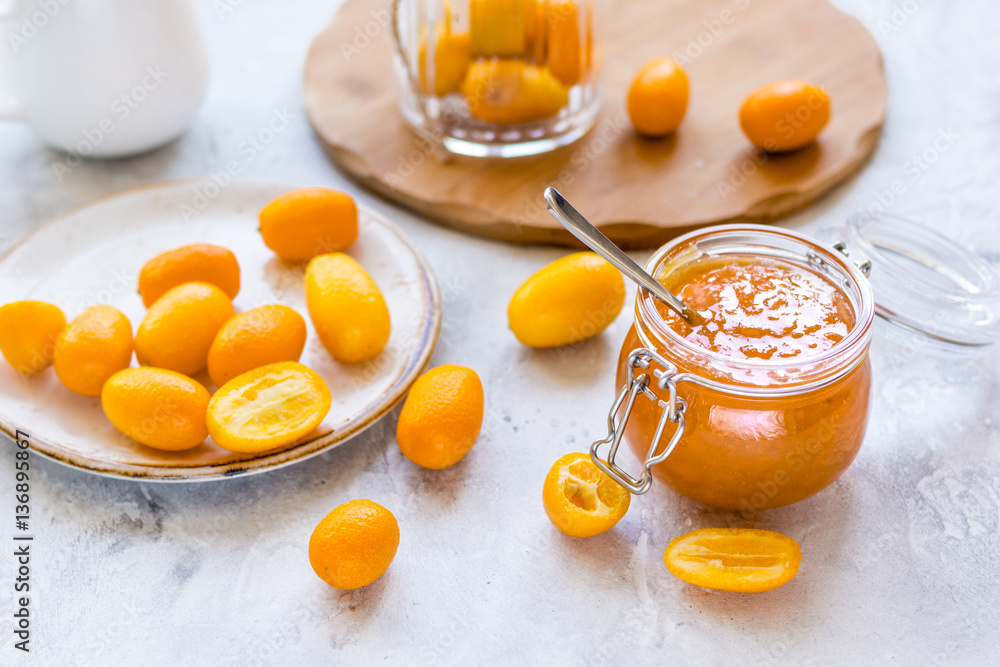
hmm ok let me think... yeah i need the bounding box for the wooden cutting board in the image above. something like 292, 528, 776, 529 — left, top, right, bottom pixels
304, 0, 888, 249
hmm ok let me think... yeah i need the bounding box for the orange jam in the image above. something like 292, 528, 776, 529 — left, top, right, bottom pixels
619, 253, 872, 510
658, 259, 855, 361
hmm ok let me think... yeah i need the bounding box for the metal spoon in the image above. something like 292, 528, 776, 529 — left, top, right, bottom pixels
544, 187, 703, 325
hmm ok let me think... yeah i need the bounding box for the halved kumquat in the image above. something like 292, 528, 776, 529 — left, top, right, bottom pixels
663, 528, 801, 593
542, 452, 630, 538
207, 361, 331, 453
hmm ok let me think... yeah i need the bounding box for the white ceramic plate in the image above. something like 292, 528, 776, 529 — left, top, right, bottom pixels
0, 179, 441, 481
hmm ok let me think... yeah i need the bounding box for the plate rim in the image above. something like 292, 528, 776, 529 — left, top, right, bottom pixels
0, 178, 442, 483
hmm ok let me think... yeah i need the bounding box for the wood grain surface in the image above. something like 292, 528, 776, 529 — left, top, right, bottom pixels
304, 0, 888, 248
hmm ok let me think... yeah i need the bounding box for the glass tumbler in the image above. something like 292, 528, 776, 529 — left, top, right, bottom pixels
391, 0, 601, 157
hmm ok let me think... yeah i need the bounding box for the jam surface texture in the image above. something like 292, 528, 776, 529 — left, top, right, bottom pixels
656, 257, 855, 361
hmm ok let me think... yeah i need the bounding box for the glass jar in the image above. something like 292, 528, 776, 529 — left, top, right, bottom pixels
594, 218, 1000, 511
391, 0, 601, 157
599, 226, 874, 510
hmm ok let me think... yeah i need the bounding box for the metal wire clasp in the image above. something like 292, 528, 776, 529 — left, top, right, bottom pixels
590, 348, 686, 494
830, 241, 872, 277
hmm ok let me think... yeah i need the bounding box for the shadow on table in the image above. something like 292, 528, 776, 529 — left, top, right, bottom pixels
555, 527, 636, 576
667, 477, 860, 630
326, 568, 394, 619
401, 454, 474, 510
517, 334, 617, 388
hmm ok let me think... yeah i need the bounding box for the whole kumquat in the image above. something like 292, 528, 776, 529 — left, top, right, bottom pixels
0, 301, 65, 375
207, 304, 307, 387
138, 243, 240, 308
134, 282, 234, 377
739, 80, 830, 152
508, 252, 625, 348
627, 57, 690, 137
469, 0, 526, 58
546, 1, 582, 86
53, 305, 133, 397
304, 253, 390, 365
419, 5, 470, 96
462, 60, 569, 125
259, 188, 359, 262
396, 365, 484, 470
309, 499, 400, 590
524, 0, 547, 63
101, 367, 210, 451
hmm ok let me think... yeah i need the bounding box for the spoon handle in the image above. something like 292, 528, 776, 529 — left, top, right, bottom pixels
544, 188, 701, 325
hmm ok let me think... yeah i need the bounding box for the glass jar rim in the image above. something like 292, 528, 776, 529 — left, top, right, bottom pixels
636, 224, 876, 392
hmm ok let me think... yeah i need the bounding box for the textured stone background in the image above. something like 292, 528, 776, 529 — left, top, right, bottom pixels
1, 0, 998, 664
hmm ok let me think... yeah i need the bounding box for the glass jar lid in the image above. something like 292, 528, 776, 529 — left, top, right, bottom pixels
823, 213, 1000, 346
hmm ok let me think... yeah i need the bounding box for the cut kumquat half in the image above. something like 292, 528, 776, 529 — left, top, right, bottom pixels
663, 528, 801, 593
542, 452, 630, 538
206, 361, 331, 453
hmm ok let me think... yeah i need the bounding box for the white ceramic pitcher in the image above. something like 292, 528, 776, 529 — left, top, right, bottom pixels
0, 0, 209, 158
